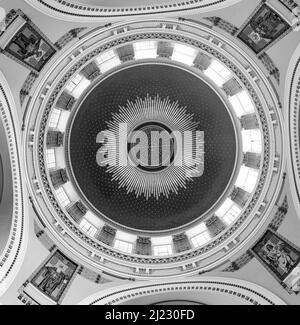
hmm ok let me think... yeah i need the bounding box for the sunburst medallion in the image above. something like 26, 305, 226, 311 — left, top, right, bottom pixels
97, 95, 204, 199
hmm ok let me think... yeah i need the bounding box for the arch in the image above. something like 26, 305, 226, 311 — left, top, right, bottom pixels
25, 0, 242, 22
285, 42, 300, 220
78, 276, 286, 305
0, 72, 28, 297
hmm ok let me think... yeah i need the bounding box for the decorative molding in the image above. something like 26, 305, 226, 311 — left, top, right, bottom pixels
269, 196, 288, 231
222, 250, 253, 272
205, 16, 239, 35
78, 277, 286, 305
20, 72, 38, 106
77, 265, 110, 284
55, 28, 87, 50
258, 53, 280, 85
287, 43, 300, 219
0, 72, 27, 296
25, 0, 242, 21
36, 33, 272, 264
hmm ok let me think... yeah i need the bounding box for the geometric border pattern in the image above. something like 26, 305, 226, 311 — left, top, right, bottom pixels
0, 78, 26, 293
30, 0, 237, 18
79, 279, 285, 305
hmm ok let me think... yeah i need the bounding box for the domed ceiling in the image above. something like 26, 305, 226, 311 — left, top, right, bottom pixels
22, 17, 284, 280
1, 0, 300, 306
67, 64, 237, 231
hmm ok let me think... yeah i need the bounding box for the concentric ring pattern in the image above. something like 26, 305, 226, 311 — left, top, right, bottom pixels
67, 64, 237, 231
24, 19, 284, 278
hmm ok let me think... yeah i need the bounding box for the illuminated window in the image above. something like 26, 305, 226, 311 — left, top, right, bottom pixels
229, 90, 255, 117
171, 43, 197, 66
216, 198, 242, 226
204, 60, 232, 87
222, 205, 241, 225
186, 223, 207, 238
85, 211, 104, 229
65, 74, 83, 93
242, 129, 262, 153
235, 166, 259, 193
46, 149, 56, 169
191, 231, 211, 248
55, 187, 70, 207
49, 109, 61, 128
80, 219, 97, 237
134, 41, 157, 59
114, 239, 133, 254
65, 74, 90, 99
96, 50, 116, 63
116, 230, 137, 243
153, 245, 172, 257
96, 50, 121, 73
211, 60, 232, 79
72, 78, 90, 99
56, 110, 70, 132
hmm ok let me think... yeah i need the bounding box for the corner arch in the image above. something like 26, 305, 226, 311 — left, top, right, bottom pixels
78, 276, 286, 305
0, 72, 28, 297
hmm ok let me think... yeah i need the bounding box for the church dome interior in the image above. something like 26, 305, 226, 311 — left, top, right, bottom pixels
0, 0, 299, 306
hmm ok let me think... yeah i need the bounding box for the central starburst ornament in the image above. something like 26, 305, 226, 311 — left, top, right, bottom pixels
96, 95, 205, 200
